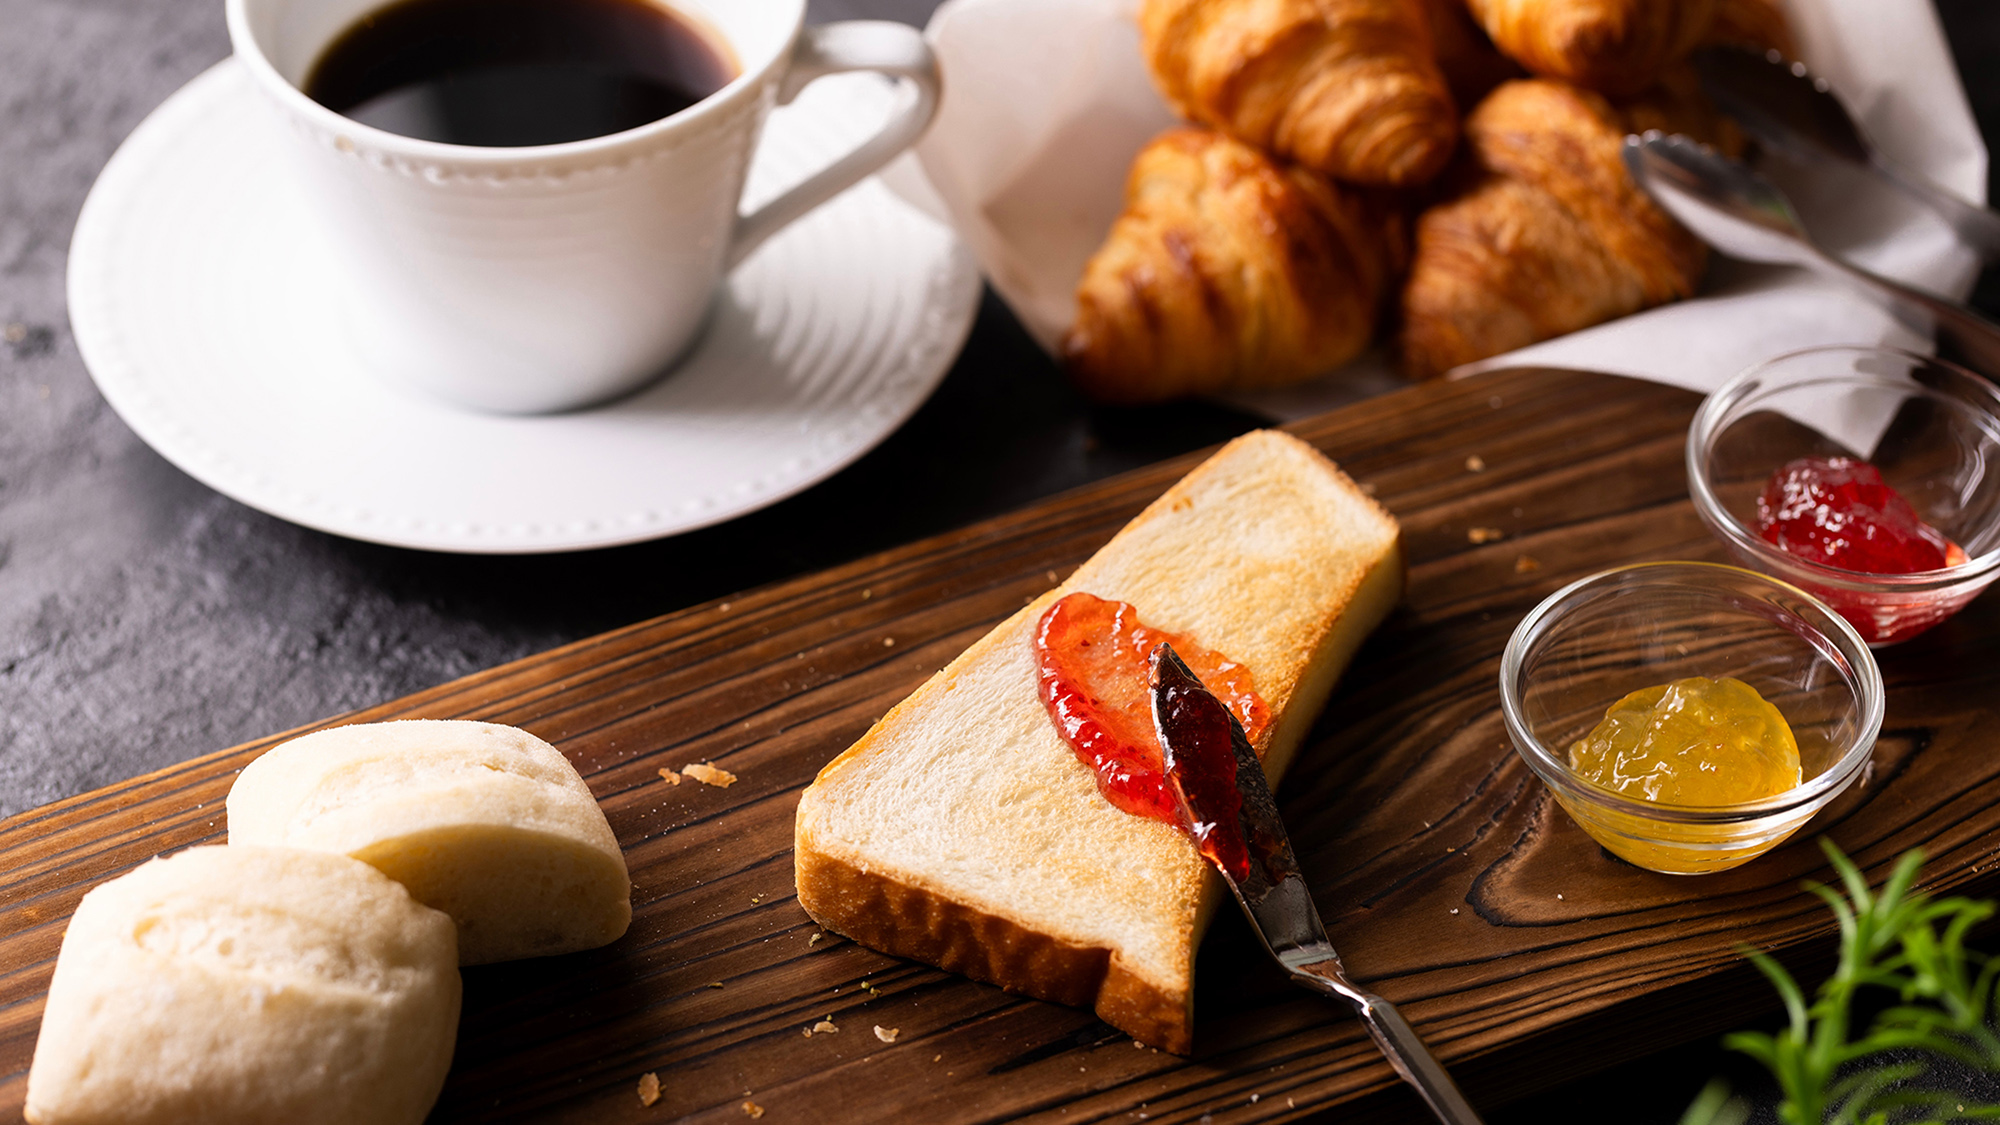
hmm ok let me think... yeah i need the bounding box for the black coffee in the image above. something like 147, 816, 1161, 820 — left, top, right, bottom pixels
303, 0, 738, 147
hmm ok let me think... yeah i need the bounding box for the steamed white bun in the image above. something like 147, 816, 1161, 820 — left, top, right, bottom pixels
25, 845, 460, 1125
227, 720, 631, 965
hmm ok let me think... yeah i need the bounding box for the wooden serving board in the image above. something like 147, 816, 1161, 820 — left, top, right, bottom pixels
2, 367, 1997, 1123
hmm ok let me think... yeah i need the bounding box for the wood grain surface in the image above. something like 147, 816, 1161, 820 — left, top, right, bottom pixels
1, 367, 1996, 1123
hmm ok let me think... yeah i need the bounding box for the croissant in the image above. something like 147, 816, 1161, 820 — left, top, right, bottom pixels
1398, 79, 1711, 379
1141, 0, 1458, 187
1463, 0, 1718, 95
1064, 128, 1402, 403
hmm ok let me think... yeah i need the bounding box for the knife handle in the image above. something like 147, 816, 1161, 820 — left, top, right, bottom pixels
1290, 961, 1486, 1125
1809, 249, 2000, 380
1873, 152, 2000, 261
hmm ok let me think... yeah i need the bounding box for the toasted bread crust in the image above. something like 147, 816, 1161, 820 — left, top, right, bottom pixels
796, 845, 1110, 1009
794, 431, 1402, 1054
797, 847, 1196, 1051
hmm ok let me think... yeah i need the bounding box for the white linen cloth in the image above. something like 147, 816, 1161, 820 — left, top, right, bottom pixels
882, 0, 1988, 420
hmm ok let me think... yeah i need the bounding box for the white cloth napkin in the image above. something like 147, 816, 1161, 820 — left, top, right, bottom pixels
883, 0, 1989, 420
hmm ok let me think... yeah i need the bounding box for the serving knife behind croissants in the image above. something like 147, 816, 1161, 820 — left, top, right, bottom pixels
1149, 644, 1484, 1125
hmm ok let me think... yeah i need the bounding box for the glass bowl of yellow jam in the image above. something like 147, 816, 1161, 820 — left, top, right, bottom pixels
1500, 561, 1884, 875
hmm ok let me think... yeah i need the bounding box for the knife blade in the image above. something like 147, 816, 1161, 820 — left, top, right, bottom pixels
1149, 643, 1484, 1125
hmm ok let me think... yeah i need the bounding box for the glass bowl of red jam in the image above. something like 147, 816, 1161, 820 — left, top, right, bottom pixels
1500, 561, 1883, 875
1688, 345, 2000, 646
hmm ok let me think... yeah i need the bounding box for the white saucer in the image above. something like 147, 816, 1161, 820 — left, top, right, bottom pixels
68, 59, 981, 554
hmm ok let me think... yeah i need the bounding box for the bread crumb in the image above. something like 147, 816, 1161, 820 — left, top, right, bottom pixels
1451, 908, 1460, 915
658, 768, 681, 785
802, 1027, 814, 1038
1288, 1097, 1296, 1109
882, 637, 895, 647
1250, 1093, 1260, 1103
1467, 527, 1504, 544
812, 1019, 839, 1034
809, 932, 823, 946
708, 982, 725, 989
720, 602, 732, 612
874, 1025, 899, 1043
1465, 455, 1486, 473
682, 762, 736, 787
1133, 1040, 1145, 1049
933, 1054, 942, 1063
861, 588, 873, 599
1515, 555, 1541, 573
742, 1101, 765, 1118
1046, 570, 1058, 583
1557, 893, 1565, 900
637, 1072, 661, 1106
750, 895, 762, 904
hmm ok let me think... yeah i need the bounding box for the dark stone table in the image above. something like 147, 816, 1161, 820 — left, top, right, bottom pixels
5, 0, 2000, 1120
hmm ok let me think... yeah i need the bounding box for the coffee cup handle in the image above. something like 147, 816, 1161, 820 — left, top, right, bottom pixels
725, 21, 941, 270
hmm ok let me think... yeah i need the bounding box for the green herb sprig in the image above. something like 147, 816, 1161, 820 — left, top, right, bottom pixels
1682, 840, 2000, 1125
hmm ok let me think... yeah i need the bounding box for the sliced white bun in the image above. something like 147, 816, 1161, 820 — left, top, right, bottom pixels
794, 431, 1404, 1052
25, 845, 459, 1125
227, 720, 630, 965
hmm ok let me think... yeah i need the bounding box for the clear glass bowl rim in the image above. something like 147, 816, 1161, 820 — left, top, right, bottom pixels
1498, 560, 1886, 825
1685, 344, 2000, 592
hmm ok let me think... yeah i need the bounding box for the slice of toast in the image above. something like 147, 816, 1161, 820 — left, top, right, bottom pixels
793, 431, 1403, 1052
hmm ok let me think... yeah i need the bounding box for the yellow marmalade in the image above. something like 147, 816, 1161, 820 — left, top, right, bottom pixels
1569, 676, 1800, 807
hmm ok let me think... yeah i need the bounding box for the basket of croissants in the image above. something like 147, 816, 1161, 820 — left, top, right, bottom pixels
1061, 0, 1791, 403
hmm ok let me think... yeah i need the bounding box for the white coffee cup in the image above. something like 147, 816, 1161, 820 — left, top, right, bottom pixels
226, 0, 941, 413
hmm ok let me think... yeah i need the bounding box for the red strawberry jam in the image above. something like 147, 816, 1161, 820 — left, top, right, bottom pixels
1034, 592, 1268, 826
1756, 456, 1966, 574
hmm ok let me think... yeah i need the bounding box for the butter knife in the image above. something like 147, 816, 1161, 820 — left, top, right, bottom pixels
1149, 644, 1484, 1124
